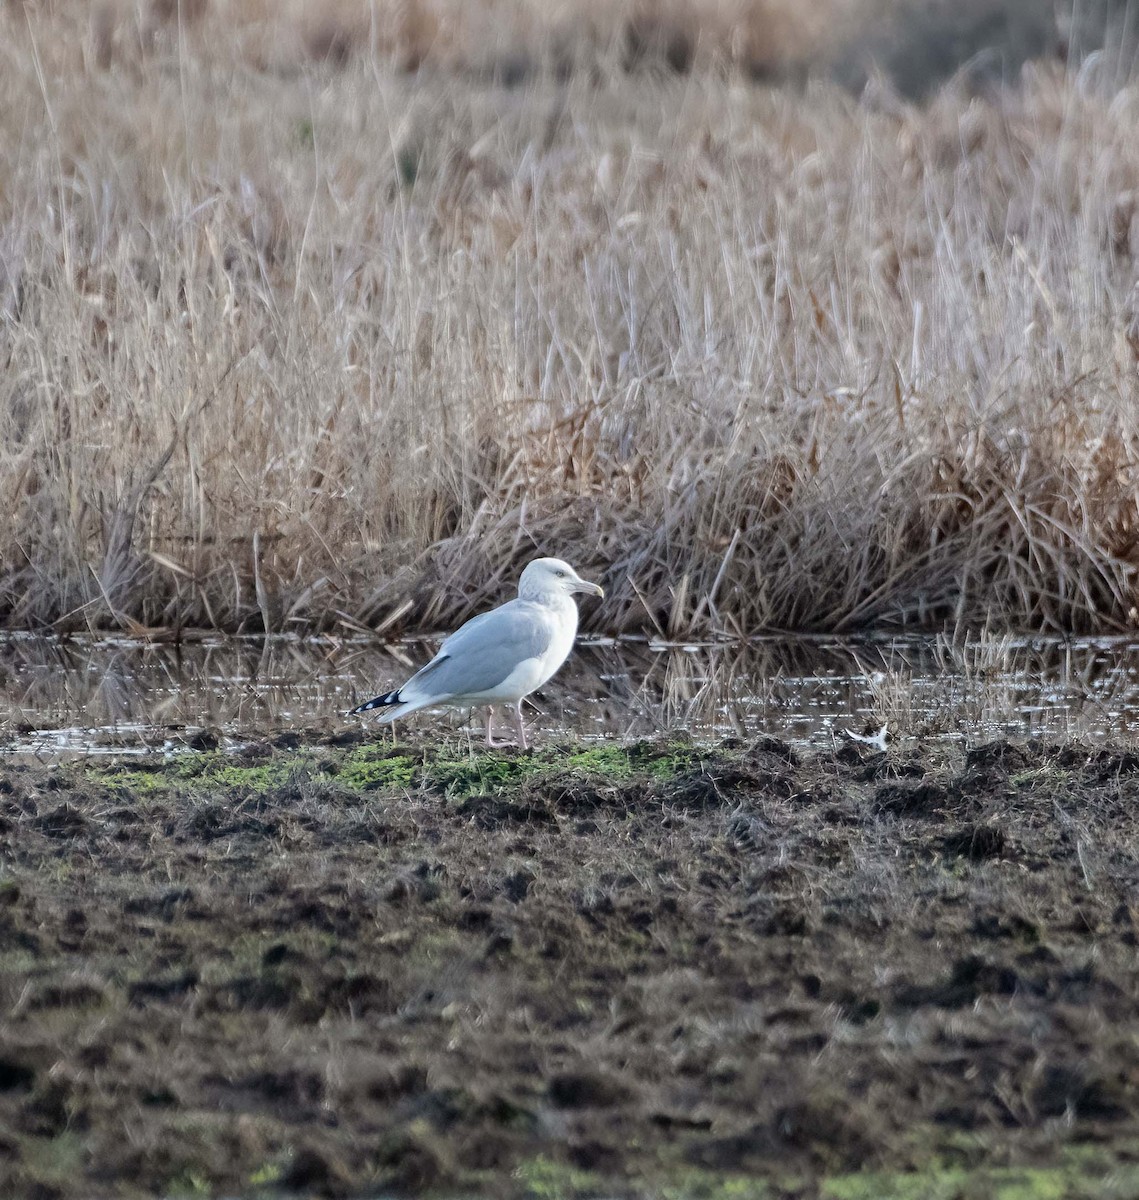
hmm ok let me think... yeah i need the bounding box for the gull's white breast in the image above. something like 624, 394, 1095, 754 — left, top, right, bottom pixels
466, 595, 578, 703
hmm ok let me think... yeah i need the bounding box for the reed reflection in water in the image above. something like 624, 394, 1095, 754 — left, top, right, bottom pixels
1, 632, 1139, 756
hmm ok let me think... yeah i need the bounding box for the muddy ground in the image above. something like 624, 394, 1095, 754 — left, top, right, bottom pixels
2, 732, 1139, 1199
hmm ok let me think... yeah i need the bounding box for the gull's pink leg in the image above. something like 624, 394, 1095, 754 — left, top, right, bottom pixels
485, 706, 514, 749
483, 703, 525, 750
512, 700, 528, 751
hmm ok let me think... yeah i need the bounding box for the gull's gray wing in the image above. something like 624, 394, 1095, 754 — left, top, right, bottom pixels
401, 599, 555, 701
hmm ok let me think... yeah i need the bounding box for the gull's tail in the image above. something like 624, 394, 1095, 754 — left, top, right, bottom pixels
349, 689, 403, 716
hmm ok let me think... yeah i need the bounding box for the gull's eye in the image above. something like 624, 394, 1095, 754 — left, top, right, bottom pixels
555, 570, 565, 577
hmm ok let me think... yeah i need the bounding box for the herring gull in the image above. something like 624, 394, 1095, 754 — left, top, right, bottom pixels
350, 557, 604, 748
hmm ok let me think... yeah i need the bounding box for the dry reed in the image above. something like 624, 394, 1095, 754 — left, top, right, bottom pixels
1, 2, 1137, 637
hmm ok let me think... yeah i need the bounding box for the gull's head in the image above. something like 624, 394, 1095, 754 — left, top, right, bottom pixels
518, 557, 604, 602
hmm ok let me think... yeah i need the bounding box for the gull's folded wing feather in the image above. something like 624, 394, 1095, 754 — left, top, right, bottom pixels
400, 599, 555, 703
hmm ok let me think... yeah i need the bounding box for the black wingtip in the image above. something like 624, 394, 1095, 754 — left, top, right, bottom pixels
349, 689, 401, 716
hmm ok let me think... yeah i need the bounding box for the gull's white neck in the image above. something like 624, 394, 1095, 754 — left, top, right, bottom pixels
520, 584, 577, 613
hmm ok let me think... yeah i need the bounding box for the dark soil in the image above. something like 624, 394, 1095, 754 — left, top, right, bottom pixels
2, 733, 1139, 1198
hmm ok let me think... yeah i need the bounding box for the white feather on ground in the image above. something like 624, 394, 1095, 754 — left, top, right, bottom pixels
350, 557, 603, 748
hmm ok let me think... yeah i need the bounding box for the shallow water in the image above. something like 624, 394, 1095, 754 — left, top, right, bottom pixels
3, 630, 1139, 758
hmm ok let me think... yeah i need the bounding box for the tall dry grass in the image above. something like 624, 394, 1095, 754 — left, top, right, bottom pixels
1, 1, 1138, 637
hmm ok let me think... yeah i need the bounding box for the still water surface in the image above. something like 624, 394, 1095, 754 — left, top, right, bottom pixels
3, 631, 1139, 758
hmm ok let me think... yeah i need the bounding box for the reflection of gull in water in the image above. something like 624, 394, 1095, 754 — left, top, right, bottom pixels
350, 558, 603, 749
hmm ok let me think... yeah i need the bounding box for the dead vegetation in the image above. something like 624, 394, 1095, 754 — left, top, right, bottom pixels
1, 2, 1138, 638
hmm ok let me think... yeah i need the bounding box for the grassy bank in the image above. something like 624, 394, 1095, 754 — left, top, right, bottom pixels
2, 3, 1139, 636
3, 732, 1139, 1196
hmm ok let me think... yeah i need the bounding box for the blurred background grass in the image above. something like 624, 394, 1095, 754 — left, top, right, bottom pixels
2, 0, 1138, 637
